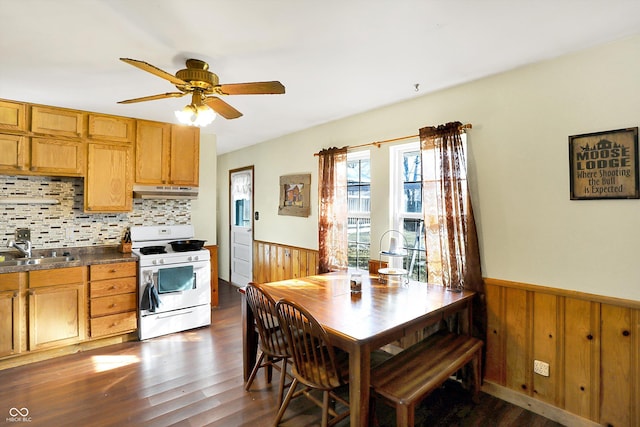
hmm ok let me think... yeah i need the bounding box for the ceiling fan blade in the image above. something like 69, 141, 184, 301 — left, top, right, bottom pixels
217, 81, 285, 95
204, 97, 243, 119
120, 58, 187, 86
118, 92, 186, 104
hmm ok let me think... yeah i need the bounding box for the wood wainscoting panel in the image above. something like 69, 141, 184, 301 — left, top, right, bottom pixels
484, 278, 639, 427
504, 287, 531, 394
599, 304, 637, 427
485, 283, 505, 384
532, 292, 559, 406
563, 297, 599, 421
253, 241, 318, 284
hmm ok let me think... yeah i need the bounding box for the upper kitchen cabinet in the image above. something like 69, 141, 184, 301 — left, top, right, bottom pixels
135, 122, 199, 186
87, 114, 135, 144
0, 135, 83, 177
0, 133, 28, 173
135, 120, 170, 184
170, 125, 199, 186
84, 142, 132, 212
31, 106, 84, 138
30, 137, 84, 176
0, 100, 27, 132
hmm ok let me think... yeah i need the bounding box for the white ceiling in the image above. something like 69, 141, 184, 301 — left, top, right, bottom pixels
2, 1, 640, 154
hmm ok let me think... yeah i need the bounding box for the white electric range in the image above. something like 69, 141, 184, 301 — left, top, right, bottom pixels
130, 225, 211, 340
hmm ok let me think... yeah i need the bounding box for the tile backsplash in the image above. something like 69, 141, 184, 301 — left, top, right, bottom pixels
0, 175, 190, 250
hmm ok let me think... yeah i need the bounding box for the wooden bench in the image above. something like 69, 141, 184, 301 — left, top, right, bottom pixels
370, 331, 483, 427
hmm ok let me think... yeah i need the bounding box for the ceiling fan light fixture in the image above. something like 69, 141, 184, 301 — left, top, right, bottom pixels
174, 103, 216, 127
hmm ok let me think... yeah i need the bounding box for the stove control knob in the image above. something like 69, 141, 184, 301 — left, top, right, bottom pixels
159, 259, 164, 264
152, 260, 157, 265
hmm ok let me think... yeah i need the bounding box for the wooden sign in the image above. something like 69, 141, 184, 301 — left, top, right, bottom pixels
569, 127, 639, 200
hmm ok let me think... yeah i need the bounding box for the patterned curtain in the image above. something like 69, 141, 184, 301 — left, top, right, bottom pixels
420, 122, 485, 341
317, 147, 348, 273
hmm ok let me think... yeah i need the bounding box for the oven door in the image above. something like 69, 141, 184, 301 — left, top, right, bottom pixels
139, 260, 211, 316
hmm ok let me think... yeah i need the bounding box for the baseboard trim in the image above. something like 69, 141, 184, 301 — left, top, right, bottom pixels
0, 333, 137, 371
482, 381, 598, 427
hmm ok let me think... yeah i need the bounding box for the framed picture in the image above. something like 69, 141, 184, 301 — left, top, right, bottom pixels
278, 173, 311, 217
569, 127, 639, 200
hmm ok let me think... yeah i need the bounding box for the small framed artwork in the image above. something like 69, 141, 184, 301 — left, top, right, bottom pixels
278, 173, 311, 217
569, 127, 639, 200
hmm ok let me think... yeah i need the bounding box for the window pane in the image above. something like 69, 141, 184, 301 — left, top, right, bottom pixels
403, 151, 421, 182
347, 155, 371, 270
402, 218, 427, 282
360, 159, 371, 183
402, 182, 422, 213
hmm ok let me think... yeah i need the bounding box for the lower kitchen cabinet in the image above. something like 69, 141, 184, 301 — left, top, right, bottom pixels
88, 262, 137, 338
0, 272, 26, 357
206, 245, 219, 307
28, 267, 87, 351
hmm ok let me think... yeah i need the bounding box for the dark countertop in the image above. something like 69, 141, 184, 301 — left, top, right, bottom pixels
0, 245, 138, 274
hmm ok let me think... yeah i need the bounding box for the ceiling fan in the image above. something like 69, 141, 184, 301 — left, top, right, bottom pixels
117, 58, 285, 122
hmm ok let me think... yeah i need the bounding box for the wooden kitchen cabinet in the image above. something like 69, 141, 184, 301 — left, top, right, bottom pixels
135, 121, 199, 186
0, 133, 28, 173
30, 137, 84, 176
31, 105, 84, 138
0, 99, 27, 132
0, 272, 26, 357
169, 125, 199, 186
0, 135, 83, 176
28, 267, 87, 351
135, 119, 171, 184
88, 113, 135, 144
206, 245, 219, 307
84, 142, 132, 212
88, 262, 137, 338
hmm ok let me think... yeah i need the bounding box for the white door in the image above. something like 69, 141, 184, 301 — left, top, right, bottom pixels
230, 168, 253, 287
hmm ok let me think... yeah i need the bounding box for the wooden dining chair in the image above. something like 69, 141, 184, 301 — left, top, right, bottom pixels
244, 282, 292, 406
274, 298, 350, 427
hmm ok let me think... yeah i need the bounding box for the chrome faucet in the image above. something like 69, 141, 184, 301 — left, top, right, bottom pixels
7, 239, 32, 258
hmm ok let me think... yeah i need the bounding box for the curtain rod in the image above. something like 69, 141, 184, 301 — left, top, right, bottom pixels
314, 123, 472, 156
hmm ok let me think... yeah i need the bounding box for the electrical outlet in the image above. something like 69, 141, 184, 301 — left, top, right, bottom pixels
534, 360, 550, 377
65, 227, 74, 240
16, 228, 30, 241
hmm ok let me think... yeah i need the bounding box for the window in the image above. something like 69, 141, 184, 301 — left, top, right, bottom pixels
347, 151, 370, 270
390, 142, 427, 281
390, 136, 468, 283
424, 137, 468, 285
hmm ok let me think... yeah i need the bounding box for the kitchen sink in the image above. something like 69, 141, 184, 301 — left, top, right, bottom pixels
0, 256, 77, 267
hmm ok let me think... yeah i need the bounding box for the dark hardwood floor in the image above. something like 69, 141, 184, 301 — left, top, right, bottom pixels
0, 282, 563, 427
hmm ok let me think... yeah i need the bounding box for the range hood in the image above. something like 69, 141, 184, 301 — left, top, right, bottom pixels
133, 185, 198, 200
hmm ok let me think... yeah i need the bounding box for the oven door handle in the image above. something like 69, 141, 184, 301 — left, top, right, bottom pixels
158, 290, 185, 295
157, 310, 194, 319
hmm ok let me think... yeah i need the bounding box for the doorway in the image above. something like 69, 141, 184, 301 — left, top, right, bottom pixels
229, 167, 253, 287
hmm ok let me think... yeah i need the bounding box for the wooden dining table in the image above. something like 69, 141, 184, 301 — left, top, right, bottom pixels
241, 271, 476, 427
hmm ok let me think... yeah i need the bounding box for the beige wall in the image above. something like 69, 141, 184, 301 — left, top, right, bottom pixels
192, 133, 217, 244
217, 35, 640, 301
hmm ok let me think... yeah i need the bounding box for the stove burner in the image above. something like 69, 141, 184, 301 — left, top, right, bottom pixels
140, 246, 166, 255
